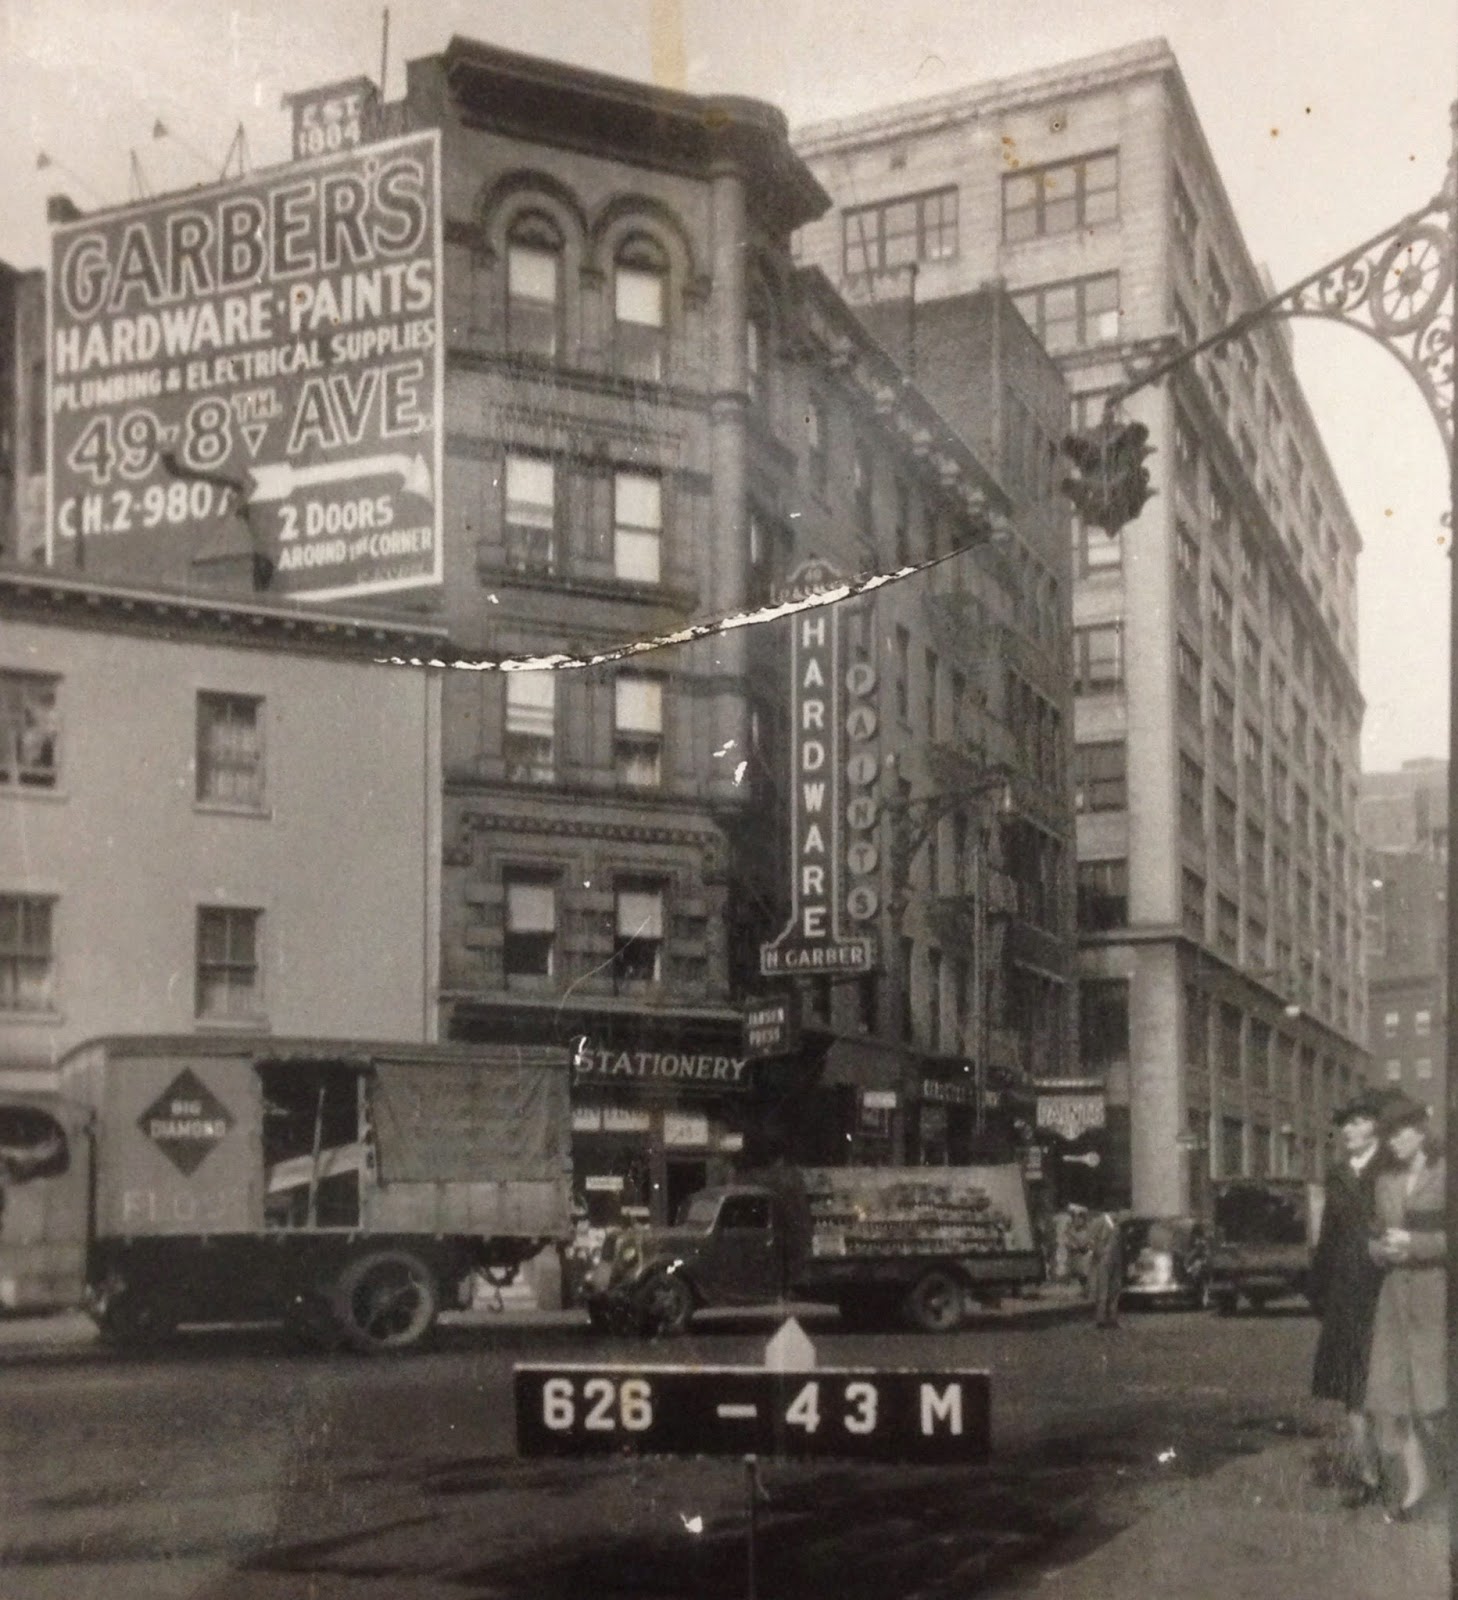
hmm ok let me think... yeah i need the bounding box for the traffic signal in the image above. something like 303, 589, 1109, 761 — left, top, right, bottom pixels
1059, 420, 1157, 535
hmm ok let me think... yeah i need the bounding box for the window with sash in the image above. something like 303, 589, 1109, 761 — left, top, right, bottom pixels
0, 672, 59, 789
614, 674, 663, 787
504, 673, 556, 782
505, 215, 563, 360
1002, 151, 1118, 242
843, 187, 958, 275
196, 692, 264, 808
504, 454, 556, 574
196, 906, 262, 1021
503, 870, 557, 979
614, 471, 662, 583
0, 894, 54, 1012
613, 880, 665, 987
614, 238, 667, 381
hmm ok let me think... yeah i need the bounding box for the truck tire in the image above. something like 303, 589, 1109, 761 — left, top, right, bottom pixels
331, 1249, 440, 1354
904, 1269, 966, 1334
636, 1272, 694, 1337
94, 1287, 176, 1348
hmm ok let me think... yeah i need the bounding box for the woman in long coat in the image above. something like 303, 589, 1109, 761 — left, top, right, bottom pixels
1364, 1095, 1446, 1519
1307, 1096, 1387, 1500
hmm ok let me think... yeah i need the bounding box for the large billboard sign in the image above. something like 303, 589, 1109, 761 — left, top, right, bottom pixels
47, 130, 442, 601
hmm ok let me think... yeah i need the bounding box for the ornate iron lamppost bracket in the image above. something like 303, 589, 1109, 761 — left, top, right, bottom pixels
1107, 191, 1455, 451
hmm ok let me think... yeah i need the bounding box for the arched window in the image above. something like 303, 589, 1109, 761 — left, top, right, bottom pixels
505, 213, 563, 361
613, 235, 668, 382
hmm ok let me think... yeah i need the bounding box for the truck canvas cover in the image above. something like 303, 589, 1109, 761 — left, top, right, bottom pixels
370, 1045, 570, 1184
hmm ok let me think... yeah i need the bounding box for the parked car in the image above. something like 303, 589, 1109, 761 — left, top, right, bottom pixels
1119, 1216, 1210, 1310
1207, 1177, 1323, 1315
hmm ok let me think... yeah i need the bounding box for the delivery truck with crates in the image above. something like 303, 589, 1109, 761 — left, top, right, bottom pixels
584, 1162, 1043, 1335
0, 1033, 574, 1351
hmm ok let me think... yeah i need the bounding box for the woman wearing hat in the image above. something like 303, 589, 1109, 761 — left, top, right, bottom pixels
1363, 1093, 1446, 1519
1308, 1094, 1389, 1504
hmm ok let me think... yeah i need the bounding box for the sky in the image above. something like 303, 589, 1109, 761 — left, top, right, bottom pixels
1, 0, 1454, 772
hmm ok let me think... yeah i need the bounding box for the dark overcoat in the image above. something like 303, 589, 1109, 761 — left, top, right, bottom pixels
1308, 1153, 1385, 1407
1364, 1154, 1447, 1420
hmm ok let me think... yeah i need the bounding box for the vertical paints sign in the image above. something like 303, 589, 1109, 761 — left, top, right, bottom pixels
47, 130, 443, 601
760, 562, 877, 976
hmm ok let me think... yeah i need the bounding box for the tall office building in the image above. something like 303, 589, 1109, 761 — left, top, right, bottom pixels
796, 38, 1368, 1211
1361, 760, 1447, 1121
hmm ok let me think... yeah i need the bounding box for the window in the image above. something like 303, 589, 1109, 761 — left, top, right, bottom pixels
1415, 1009, 1432, 1036
1206, 256, 1230, 326
842, 186, 958, 275
1080, 522, 1123, 572
504, 672, 556, 782
1211, 684, 1235, 765
505, 217, 562, 360
806, 399, 828, 492
855, 440, 875, 534
503, 870, 557, 979
614, 674, 663, 787
927, 948, 943, 1052
1216, 895, 1238, 958
893, 478, 911, 566
0, 671, 58, 789
1180, 752, 1205, 836
614, 471, 662, 583
1241, 625, 1262, 690
924, 649, 939, 737
1171, 170, 1198, 265
196, 692, 264, 807
1075, 740, 1127, 812
1011, 273, 1120, 353
1415, 1057, 1434, 1081
1073, 623, 1123, 693
1245, 819, 1266, 883
1210, 579, 1233, 656
1384, 1059, 1403, 1082
613, 880, 664, 986
1002, 151, 1118, 242
1176, 519, 1200, 603
504, 454, 555, 573
1177, 636, 1203, 719
1077, 859, 1128, 932
1214, 788, 1237, 865
719, 1194, 772, 1230
196, 906, 261, 1021
746, 315, 766, 408
1173, 407, 1199, 490
0, 894, 54, 1012
1182, 869, 1206, 938
614, 239, 667, 381
1243, 722, 1264, 785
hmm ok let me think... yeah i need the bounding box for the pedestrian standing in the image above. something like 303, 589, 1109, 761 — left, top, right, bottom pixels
1087, 1208, 1123, 1328
1363, 1094, 1446, 1521
1307, 1094, 1388, 1505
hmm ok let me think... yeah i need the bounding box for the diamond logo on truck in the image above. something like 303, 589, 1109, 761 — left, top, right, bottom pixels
138, 1068, 234, 1176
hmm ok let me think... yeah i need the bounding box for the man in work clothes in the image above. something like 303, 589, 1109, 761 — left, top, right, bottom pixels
1087, 1209, 1123, 1328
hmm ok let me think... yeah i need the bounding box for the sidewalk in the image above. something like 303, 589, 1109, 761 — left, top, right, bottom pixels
1021, 1437, 1448, 1600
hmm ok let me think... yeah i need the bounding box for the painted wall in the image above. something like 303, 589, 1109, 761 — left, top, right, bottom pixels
0, 615, 441, 1067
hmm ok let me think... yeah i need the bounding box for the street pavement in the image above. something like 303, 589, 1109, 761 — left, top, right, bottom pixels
0, 1295, 1446, 1599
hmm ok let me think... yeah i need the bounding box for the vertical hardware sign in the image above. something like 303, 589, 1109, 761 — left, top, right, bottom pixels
47, 130, 443, 601
761, 563, 878, 976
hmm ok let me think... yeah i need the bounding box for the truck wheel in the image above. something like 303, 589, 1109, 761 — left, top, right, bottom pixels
332, 1250, 439, 1354
95, 1288, 175, 1348
904, 1270, 965, 1334
637, 1272, 694, 1337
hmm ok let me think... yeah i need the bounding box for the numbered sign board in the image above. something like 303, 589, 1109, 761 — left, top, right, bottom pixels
47, 130, 442, 601
515, 1364, 990, 1465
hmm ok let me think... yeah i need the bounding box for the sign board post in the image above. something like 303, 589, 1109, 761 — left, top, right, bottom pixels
47, 130, 443, 602
516, 1320, 990, 1600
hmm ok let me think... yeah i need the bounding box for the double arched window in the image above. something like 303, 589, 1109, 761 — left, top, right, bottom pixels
613, 234, 669, 382
505, 212, 564, 361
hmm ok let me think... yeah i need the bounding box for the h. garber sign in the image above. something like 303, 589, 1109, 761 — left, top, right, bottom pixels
47, 130, 442, 601
572, 1044, 753, 1094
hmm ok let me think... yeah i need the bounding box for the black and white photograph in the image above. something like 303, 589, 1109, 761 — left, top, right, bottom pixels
0, 2, 1453, 1596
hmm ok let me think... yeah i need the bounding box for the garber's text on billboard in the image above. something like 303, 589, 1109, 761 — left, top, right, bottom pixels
48, 131, 443, 601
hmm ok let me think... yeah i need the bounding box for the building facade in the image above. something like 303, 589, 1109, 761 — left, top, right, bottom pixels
1361, 759, 1447, 1121
0, 569, 444, 1075
795, 38, 1369, 1211
14, 39, 1076, 1224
